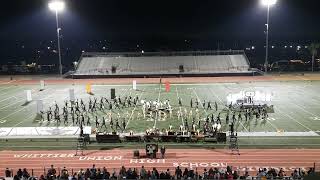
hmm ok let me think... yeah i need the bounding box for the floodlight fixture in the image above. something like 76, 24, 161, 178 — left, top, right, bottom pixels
48, 0, 65, 76
262, 0, 277, 73
49, 1, 65, 12
261, 0, 277, 6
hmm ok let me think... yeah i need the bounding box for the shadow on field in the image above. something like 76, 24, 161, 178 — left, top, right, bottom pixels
21, 101, 32, 106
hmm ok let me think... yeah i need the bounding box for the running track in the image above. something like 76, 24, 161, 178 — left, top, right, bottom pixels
1, 149, 319, 177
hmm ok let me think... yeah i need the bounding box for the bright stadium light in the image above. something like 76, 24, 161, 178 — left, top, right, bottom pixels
49, 1, 65, 12
261, 0, 277, 6
261, 0, 277, 74
48, 0, 65, 76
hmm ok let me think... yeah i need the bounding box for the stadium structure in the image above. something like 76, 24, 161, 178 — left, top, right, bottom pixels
1, 49, 320, 178
71, 50, 259, 78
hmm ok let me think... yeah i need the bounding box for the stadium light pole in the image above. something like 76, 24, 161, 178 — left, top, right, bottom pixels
49, 0, 65, 76
262, 0, 277, 73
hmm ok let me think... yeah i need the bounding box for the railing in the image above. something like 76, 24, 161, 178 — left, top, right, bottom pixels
81, 50, 247, 58
249, 68, 265, 75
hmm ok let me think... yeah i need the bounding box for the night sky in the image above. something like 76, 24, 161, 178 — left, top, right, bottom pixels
0, 0, 320, 65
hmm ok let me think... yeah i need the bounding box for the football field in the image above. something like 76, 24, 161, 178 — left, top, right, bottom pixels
1, 80, 320, 147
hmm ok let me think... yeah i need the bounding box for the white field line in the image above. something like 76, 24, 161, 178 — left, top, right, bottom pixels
0, 86, 16, 92
277, 107, 314, 132
0, 86, 25, 96
10, 88, 58, 127
192, 88, 209, 129
207, 86, 223, 104
288, 100, 320, 118
0, 80, 16, 85
125, 88, 145, 129
154, 84, 162, 128
192, 88, 208, 116
0, 88, 51, 110
175, 86, 184, 127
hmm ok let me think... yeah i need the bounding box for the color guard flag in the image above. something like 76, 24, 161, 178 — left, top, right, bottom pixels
40, 80, 45, 91
165, 81, 170, 92
26, 90, 32, 102
69, 88, 75, 101
86, 84, 92, 94
133, 80, 137, 90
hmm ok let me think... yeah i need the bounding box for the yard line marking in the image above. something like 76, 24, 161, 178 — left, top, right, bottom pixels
0, 88, 45, 110
0, 86, 46, 104
12, 113, 35, 127
192, 88, 208, 116
0, 86, 25, 96
277, 107, 314, 132
207, 86, 223, 104
0, 104, 33, 122
0, 80, 16, 85
265, 118, 279, 131
175, 86, 184, 127
10, 89, 57, 127
238, 120, 249, 132
287, 99, 320, 118
153, 84, 162, 129
125, 88, 145, 130
0, 86, 16, 92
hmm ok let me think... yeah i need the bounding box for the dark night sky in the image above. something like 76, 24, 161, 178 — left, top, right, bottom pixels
0, 0, 320, 65
1, 0, 320, 41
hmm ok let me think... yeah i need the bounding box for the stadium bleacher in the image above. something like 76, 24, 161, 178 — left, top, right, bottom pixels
73, 50, 253, 77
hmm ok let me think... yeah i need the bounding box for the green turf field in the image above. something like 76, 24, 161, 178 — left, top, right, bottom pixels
0, 80, 320, 134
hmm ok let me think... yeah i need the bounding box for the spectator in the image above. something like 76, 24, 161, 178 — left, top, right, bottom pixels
126, 167, 133, 179
110, 168, 117, 180
90, 164, 97, 179
278, 167, 286, 178
71, 173, 77, 180
165, 168, 171, 179
13, 175, 19, 180
22, 168, 30, 179
188, 169, 195, 179
7, 165, 315, 180
240, 171, 251, 180
16, 169, 23, 178
194, 168, 200, 180
84, 168, 90, 179
47, 165, 56, 180
132, 168, 138, 179
151, 167, 159, 179
159, 171, 165, 179
5, 168, 11, 177
203, 168, 208, 179
175, 166, 182, 179
39, 175, 46, 180
77, 168, 84, 179
119, 166, 126, 178
233, 170, 239, 179
183, 168, 189, 179
147, 170, 151, 179
308, 167, 315, 175
60, 167, 68, 180
102, 167, 110, 179
140, 166, 147, 179
96, 168, 102, 179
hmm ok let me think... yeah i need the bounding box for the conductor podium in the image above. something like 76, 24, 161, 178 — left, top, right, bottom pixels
146, 144, 158, 158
